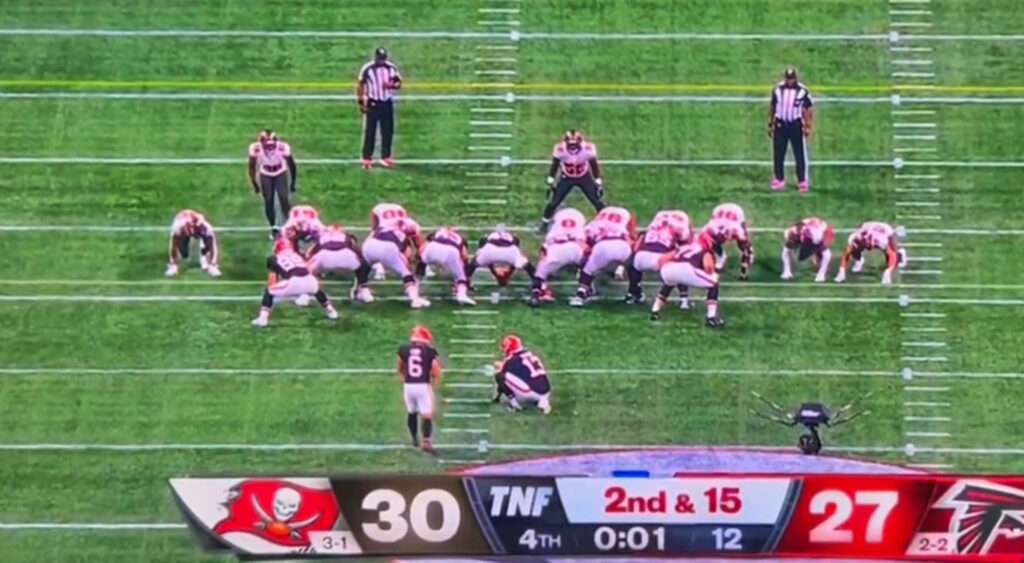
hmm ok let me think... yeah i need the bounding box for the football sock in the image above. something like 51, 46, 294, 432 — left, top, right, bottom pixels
314, 290, 330, 307
422, 418, 433, 439
407, 414, 418, 438
263, 197, 276, 227
402, 275, 419, 298
414, 261, 427, 278
651, 285, 672, 313
576, 272, 595, 297
707, 286, 720, 318
627, 264, 643, 295
523, 261, 536, 278
354, 262, 370, 285
260, 289, 274, 309
465, 258, 479, 278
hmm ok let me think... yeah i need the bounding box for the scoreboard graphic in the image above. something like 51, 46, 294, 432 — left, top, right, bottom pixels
171, 474, 1024, 560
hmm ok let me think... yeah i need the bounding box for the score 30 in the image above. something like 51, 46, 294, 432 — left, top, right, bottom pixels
605, 486, 742, 515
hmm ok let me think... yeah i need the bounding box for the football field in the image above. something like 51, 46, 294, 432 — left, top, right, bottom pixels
1, 0, 1024, 560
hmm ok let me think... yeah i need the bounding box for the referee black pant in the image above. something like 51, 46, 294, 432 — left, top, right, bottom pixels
772, 119, 808, 183
542, 175, 606, 220
259, 173, 291, 227
362, 99, 395, 160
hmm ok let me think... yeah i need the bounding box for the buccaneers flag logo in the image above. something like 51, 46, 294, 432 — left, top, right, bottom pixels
212, 479, 340, 549
935, 479, 1024, 554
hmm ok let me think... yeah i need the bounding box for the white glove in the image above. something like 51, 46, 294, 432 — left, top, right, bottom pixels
545, 176, 555, 186
834, 270, 846, 283
165, 263, 178, 277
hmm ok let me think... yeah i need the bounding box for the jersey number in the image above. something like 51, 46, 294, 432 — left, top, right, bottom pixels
715, 210, 740, 222
407, 349, 425, 380
521, 352, 546, 379
277, 254, 302, 271
563, 161, 587, 176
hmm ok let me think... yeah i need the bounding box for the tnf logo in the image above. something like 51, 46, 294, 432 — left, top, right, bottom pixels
488, 486, 554, 517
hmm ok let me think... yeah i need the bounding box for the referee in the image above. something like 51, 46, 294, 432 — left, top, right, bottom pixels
768, 68, 814, 192
357, 47, 402, 170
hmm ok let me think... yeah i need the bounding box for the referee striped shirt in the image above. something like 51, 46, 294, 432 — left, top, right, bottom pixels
771, 81, 813, 122
358, 61, 402, 101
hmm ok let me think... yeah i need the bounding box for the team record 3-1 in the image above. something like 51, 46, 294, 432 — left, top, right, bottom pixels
169, 474, 1024, 560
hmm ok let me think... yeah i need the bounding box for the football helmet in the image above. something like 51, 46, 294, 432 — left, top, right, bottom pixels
500, 334, 523, 357
258, 129, 279, 150
273, 237, 292, 255
563, 129, 584, 153
410, 324, 434, 344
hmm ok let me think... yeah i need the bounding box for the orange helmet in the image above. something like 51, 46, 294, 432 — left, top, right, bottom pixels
500, 334, 523, 357
327, 223, 344, 233
273, 237, 292, 255
410, 324, 433, 344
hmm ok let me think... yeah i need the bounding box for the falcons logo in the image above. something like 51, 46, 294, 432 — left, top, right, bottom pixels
934, 479, 1024, 554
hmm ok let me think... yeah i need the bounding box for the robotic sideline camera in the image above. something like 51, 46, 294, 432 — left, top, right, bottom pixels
749, 390, 873, 455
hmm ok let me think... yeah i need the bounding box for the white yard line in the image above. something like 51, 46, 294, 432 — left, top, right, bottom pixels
6, 92, 1024, 105
1, 294, 1020, 306
2, 28, 1023, 41
6, 156, 1024, 167
6, 367, 1024, 380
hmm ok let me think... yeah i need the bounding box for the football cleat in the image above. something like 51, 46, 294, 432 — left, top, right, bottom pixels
207, 265, 221, 278
372, 263, 387, 280
165, 263, 178, 277
649, 310, 661, 321
199, 254, 209, 270
361, 158, 373, 170
410, 297, 431, 309
706, 317, 726, 328
294, 294, 312, 307
798, 181, 809, 193
781, 271, 793, 280
535, 219, 550, 234
613, 265, 626, 280
325, 306, 339, 320
251, 316, 268, 328
422, 437, 434, 453
528, 294, 541, 307
424, 265, 436, 279
540, 403, 552, 415
411, 435, 419, 448
678, 298, 690, 310
379, 157, 395, 168
624, 292, 646, 305
771, 178, 786, 191
568, 295, 585, 307
353, 286, 375, 303
852, 258, 865, 273
538, 288, 555, 303
834, 271, 847, 283
814, 272, 826, 283
455, 294, 477, 306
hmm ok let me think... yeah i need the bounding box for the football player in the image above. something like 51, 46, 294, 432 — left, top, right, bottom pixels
307, 224, 374, 303
247, 130, 297, 239
538, 129, 605, 233
166, 209, 220, 278
834, 221, 907, 285
418, 226, 476, 306
625, 210, 692, 305
703, 202, 753, 279
252, 238, 338, 327
650, 235, 726, 328
468, 225, 536, 289
781, 217, 834, 282
361, 216, 430, 308
569, 206, 636, 307
529, 207, 587, 306
398, 324, 442, 452
492, 334, 552, 414
369, 202, 411, 280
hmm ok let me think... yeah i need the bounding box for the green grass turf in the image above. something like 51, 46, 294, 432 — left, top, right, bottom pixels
2, 0, 1024, 560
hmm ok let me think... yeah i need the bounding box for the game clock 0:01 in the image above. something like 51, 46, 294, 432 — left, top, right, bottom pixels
593, 526, 666, 552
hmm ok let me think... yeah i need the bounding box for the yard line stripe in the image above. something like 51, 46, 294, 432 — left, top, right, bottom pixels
895, 187, 940, 192
904, 401, 952, 407
892, 72, 936, 78
456, 324, 496, 329
440, 428, 489, 434
901, 327, 946, 332
894, 122, 936, 128
469, 132, 512, 138
906, 256, 943, 262
9, 91, 1024, 105
445, 383, 492, 389
890, 9, 932, 15
893, 59, 933, 65
904, 416, 952, 422
470, 107, 514, 113
902, 342, 947, 347
473, 58, 517, 64
469, 120, 513, 125
896, 201, 940, 206
474, 70, 517, 76
476, 45, 517, 51
6, 28, 1021, 41
901, 356, 949, 362
906, 431, 951, 437
891, 46, 933, 52
476, 20, 520, 26
901, 242, 943, 248
445, 413, 491, 418
901, 269, 944, 275
892, 110, 936, 115
901, 312, 946, 318
891, 22, 933, 28
907, 463, 954, 469
450, 339, 493, 344
904, 386, 950, 392
895, 173, 941, 179
478, 8, 519, 13
450, 353, 494, 359
6, 156, 1024, 168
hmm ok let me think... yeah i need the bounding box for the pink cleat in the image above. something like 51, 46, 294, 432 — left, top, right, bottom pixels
798, 181, 809, 192
379, 157, 395, 168
361, 158, 373, 170
771, 178, 785, 191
